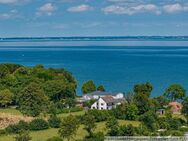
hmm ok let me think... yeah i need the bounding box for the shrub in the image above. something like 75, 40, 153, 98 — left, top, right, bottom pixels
167, 118, 181, 130
48, 115, 61, 128
29, 119, 49, 130
46, 136, 63, 141
6, 121, 30, 134
83, 132, 104, 141
87, 110, 109, 122
15, 130, 31, 141
119, 124, 135, 136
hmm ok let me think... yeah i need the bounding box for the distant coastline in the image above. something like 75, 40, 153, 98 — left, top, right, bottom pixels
1, 36, 188, 42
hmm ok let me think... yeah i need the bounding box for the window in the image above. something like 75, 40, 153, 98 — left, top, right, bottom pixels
101, 103, 104, 106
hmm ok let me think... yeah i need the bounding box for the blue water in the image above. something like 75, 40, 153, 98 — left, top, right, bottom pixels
0, 40, 188, 96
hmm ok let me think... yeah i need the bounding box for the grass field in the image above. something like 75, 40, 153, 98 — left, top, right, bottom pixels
0, 120, 140, 141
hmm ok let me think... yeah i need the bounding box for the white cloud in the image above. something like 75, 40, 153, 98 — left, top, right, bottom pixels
37, 3, 56, 16
67, 4, 92, 12
163, 3, 188, 13
102, 4, 160, 15
0, 10, 18, 20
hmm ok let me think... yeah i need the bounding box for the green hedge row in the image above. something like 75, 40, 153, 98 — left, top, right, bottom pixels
5, 116, 61, 134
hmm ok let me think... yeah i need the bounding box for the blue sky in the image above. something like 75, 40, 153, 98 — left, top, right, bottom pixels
0, 0, 188, 37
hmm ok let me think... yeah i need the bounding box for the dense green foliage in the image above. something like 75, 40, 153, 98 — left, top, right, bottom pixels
48, 115, 61, 128
0, 89, 14, 107
82, 114, 96, 137
18, 83, 49, 117
29, 119, 49, 131
164, 84, 186, 101
58, 115, 79, 141
97, 85, 105, 92
81, 80, 96, 94
14, 130, 31, 141
0, 64, 77, 116
182, 97, 188, 120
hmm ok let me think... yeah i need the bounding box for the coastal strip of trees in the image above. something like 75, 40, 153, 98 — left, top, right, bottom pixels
1, 63, 188, 141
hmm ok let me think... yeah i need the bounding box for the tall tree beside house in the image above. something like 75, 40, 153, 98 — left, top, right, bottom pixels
97, 85, 105, 92
164, 84, 186, 101
134, 82, 153, 97
18, 82, 49, 117
182, 97, 188, 122
0, 89, 14, 107
83, 113, 96, 138
81, 80, 96, 94
59, 115, 79, 141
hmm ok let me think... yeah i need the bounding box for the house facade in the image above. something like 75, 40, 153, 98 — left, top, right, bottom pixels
168, 101, 183, 114
91, 96, 124, 110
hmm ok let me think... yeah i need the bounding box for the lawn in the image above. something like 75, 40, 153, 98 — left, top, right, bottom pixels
0, 120, 141, 141
0, 108, 22, 116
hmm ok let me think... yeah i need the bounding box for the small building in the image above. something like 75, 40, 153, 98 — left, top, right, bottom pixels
82, 91, 124, 102
168, 101, 183, 114
156, 109, 165, 115
91, 96, 125, 110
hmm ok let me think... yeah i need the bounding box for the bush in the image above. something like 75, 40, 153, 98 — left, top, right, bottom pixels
46, 136, 63, 141
48, 115, 61, 128
6, 121, 30, 134
167, 118, 181, 130
15, 130, 31, 141
87, 110, 109, 122
83, 132, 104, 141
29, 119, 49, 130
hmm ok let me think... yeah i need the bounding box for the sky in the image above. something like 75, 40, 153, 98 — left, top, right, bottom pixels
0, 0, 188, 37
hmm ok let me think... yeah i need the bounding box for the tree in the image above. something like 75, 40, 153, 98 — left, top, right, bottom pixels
134, 82, 153, 97
125, 103, 138, 120
0, 64, 9, 78
106, 116, 119, 136
15, 130, 31, 141
81, 80, 96, 94
164, 84, 186, 101
0, 89, 14, 107
59, 115, 79, 141
97, 85, 105, 92
43, 80, 76, 102
83, 113, 96, 138
139, 111, 159, 131
134, 93, 150, 115
18, 83, 49, 116
182, 97, 188, 122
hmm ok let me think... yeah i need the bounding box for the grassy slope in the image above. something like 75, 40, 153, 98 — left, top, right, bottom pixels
0, 120, 140, 141
0, 108, 140, 141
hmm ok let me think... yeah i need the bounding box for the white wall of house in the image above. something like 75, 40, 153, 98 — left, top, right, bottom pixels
91, 98, 107, 110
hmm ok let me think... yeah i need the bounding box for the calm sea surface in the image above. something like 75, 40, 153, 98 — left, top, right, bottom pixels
0, 40, 188, 96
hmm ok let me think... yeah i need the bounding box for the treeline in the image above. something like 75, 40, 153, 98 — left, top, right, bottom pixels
0, 63, 77, 116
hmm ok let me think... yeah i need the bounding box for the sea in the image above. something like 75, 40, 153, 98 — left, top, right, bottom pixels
0, 36, 188, 96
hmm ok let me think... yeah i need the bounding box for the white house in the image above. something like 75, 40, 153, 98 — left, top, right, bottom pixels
91, 96, 125, 110
82, 91, 124, 102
